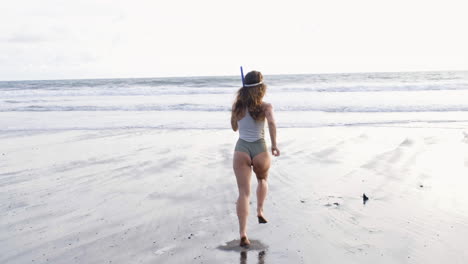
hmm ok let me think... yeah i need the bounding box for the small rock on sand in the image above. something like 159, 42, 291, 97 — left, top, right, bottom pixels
363, 193, 369, 204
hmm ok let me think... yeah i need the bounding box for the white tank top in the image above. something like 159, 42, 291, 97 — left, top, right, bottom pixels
238, 110, 265, 142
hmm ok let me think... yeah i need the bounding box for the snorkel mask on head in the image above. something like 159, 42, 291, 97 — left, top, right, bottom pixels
240, 66, 263, 87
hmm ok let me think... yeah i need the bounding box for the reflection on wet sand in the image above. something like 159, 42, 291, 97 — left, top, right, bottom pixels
218, 239, 268, 263
240, 250, 266, 264
240, 251, 247, 264
218, 239, 268, 252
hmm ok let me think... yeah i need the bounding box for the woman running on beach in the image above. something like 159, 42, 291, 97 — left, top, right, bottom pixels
231, 70, 280, 247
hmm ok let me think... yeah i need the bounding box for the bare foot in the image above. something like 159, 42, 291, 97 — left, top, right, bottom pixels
240, 236, 250, 247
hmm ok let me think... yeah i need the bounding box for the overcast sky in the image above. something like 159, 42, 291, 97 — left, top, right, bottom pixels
1, 0, 467, 81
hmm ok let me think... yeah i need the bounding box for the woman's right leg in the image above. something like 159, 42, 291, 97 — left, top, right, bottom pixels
233, 151, 252, 240
252, 152, 271, 221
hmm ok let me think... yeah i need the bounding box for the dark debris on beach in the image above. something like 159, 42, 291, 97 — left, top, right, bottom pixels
363, 193, 369, 204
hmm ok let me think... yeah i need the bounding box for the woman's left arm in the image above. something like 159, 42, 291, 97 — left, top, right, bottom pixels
264, 103, 280, 157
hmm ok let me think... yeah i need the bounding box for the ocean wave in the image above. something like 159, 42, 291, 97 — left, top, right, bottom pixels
0, 104, 229, 112
2, 81, 468, 95
2, 104, 468, 113
279, 83, 468, 93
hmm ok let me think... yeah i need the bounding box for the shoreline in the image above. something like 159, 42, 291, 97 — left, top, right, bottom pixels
1, 126, 468, 263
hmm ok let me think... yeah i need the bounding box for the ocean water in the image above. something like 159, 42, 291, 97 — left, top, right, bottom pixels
1, 71, 468, 131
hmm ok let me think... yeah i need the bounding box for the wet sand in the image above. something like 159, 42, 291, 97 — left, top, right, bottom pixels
1, 127, 468, 263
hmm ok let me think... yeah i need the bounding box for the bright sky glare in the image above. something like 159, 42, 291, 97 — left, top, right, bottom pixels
1, 0, 467, 80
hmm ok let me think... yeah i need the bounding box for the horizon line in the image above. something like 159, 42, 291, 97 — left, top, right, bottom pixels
1, 69, 467, 83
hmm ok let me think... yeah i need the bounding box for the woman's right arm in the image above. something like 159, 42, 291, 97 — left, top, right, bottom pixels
264, 103, 280, 156
231, 110, 238, 131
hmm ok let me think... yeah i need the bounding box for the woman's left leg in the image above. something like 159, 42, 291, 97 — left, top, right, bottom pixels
233, 151, 252, 240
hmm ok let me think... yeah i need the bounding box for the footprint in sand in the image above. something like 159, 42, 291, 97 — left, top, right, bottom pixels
362, 138, 414, 170
320, 195, 344, 208
462, 132, 468, 143
399, 138, 414, 147
154, 245, 176, 256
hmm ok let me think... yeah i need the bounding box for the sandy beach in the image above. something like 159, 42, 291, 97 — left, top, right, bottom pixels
1, 125, 468, 263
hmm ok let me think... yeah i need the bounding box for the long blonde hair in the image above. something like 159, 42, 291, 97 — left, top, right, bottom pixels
232, 71, 266, 121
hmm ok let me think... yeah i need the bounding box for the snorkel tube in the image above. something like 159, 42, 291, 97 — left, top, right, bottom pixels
240, 66, 245, 87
